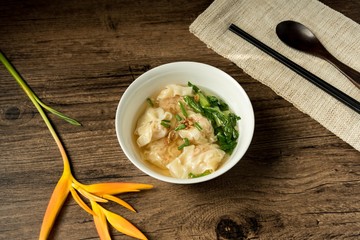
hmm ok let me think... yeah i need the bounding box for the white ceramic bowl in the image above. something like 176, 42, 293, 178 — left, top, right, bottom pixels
115, 62, 254, 184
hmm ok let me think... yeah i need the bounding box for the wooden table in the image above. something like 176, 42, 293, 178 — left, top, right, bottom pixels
0, 1, 359, 239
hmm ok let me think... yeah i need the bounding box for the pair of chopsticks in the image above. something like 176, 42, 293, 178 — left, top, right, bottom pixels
229, 24, 360, 114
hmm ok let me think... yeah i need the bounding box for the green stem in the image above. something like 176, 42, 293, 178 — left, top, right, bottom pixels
0, 51, 71, 172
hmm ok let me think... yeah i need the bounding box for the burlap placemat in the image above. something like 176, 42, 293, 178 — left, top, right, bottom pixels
190, 0, 360, 151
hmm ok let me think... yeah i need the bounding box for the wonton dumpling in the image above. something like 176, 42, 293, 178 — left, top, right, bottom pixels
135, 107, 172, 147
158, 95, 181, 114
143, 137, 182, 169
157, 85, 193, 114
157, 84, 193, 100
178, 111, 216, 144
166, 144, 225, 179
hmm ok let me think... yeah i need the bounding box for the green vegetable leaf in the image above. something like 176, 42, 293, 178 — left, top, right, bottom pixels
197, 92, 210, 108
185, 82, 241, 154
175, 123, 186, 131
188, 170, 213, 178
175, 114, 183, 121
194, 122, 202, 131
188, 81, 200, 93
146, 98, 154, 107
160, 119, 171, 128
178, 101, 188, 117
178, 138, 190, 150
183, 95, 202, 113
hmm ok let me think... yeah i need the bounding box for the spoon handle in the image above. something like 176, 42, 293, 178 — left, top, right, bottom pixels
321, 51, 360, 89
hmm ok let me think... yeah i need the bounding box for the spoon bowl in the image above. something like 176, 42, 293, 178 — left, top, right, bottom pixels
276, 20, 360, 89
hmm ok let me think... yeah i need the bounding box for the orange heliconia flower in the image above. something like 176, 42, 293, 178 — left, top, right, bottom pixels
39, 163, 152, 240
0, 51, 153, 240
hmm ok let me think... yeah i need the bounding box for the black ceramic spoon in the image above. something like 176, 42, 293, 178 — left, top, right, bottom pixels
276, 20, 360, 89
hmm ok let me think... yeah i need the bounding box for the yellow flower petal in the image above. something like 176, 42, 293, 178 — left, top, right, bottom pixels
102, 194, 136, 212
102, 208, 148, 240
72, 183, 108, 203
91, 201, 111, 240
39, 173, 71, 240
84, 183, 153, 195
70, 188, 95, 216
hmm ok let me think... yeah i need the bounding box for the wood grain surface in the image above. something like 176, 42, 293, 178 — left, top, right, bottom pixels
0, 0, 359, 239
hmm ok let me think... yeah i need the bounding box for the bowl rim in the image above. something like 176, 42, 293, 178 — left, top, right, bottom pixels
115, 61, 254, 184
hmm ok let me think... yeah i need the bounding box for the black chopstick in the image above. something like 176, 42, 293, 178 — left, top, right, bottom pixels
229, 23, 360, 114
